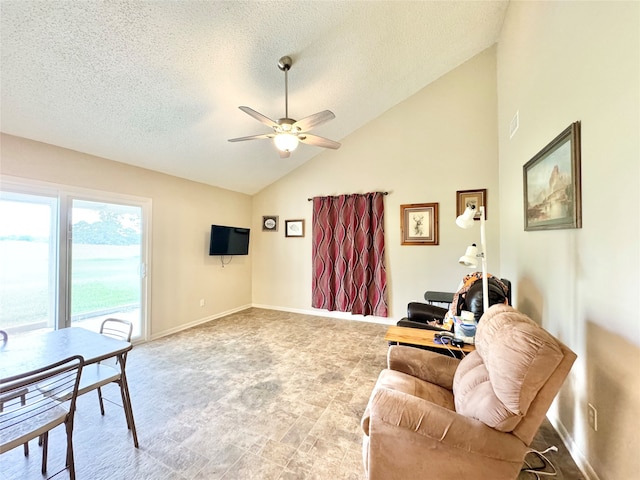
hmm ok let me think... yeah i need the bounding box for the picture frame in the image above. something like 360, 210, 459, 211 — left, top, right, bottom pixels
400, 203, 439, 245
523, 122, 582, 231
456, 189, 487, 220
285, 219, 305, 238
262, 215, 279, 232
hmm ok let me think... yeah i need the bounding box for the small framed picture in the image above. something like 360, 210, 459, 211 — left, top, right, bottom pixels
262, 215, 278, 232
400, 203, 439, 245
456, 189, 487, 220
285, 219, 305, 237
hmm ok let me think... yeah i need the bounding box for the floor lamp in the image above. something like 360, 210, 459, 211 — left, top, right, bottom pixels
456, 205, 489, 313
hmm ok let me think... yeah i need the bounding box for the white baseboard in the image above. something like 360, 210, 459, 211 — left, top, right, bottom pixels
148, 303, 392, 342
251, 303, 396, 326
549, 416, 599, 480
149, 304, 252, 341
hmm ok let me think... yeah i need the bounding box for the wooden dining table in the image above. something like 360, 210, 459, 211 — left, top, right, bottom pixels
0, 327, 139, 448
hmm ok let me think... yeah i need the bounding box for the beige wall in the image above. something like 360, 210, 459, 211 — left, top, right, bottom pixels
497, 2, 640, 479
0, 133, 253, 338
3, 5, 637, 475
252, 46, 500, 322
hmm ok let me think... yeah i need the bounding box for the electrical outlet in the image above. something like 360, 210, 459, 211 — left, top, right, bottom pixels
199, 299, 205, 307
588, 403, 598, 431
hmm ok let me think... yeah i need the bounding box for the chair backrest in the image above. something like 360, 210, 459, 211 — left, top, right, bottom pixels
98, 319, 132, 367
452, 305, 576, 445
461, 277, 511, 322
423, 275, 511, 324
0, 355, 84, 451
100, 318, 133, 342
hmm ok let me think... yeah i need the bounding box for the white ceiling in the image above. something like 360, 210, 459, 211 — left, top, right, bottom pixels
0, 1, 508, 195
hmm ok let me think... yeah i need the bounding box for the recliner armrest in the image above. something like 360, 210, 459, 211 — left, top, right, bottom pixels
407, 302, 448, 323
362, 387, 527, 462
396, 319, 447, 331
387, 345, 459, 390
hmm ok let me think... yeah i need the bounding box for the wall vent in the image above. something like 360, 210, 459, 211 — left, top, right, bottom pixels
509, 110, 519, 139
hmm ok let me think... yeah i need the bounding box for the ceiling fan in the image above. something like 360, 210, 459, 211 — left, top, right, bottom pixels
228, 56, 341, 158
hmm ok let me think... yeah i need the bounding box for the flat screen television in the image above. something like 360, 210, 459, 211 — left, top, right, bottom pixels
209, 224, 250, 256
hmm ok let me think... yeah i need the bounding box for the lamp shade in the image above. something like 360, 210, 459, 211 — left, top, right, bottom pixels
273, 133, 299, 152
456, 205, 476, 229
459, 244, 479, 267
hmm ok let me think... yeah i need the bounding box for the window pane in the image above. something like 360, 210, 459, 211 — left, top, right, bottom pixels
0, 192, 58, 334
70, 200, 143, 338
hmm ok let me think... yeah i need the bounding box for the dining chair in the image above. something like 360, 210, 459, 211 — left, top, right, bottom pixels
0, 329, 29, 456
93, 318, 133, 419
0, 355, 84, 479
38, 318, 135, 437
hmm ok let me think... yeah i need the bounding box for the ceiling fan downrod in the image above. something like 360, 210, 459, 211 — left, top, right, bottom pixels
278, 56, 292, 120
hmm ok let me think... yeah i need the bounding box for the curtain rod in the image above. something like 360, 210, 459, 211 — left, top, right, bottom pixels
307, 191, 389, 201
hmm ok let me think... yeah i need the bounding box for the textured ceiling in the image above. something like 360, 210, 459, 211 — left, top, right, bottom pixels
0, 1, 508, 195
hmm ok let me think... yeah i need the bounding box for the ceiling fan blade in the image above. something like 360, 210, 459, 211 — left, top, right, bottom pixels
299, 134, 341, 150
238, 106, 278, 128
228, 133, 274, 142
293, 110, 335, 132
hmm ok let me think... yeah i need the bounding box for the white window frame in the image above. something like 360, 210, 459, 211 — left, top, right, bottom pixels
0, 175, 151, 342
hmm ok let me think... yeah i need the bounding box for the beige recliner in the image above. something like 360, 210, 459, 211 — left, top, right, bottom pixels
361, 304, 576, 480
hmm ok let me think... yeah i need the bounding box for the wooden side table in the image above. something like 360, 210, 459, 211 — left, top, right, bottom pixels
384, 325, 475, 355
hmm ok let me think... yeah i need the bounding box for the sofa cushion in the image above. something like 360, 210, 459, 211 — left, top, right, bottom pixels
452, 305, 564, 432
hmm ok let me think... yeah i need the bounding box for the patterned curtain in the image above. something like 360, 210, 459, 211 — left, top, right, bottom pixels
311, 192, 388, 317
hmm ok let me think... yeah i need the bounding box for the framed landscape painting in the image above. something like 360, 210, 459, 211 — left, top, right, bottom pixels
523, 121, 582, 231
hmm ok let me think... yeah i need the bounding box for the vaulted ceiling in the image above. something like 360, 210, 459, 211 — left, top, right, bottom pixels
0, 1, 508, 194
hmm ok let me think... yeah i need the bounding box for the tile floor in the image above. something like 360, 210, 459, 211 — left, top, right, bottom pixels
1, 308, 584, 479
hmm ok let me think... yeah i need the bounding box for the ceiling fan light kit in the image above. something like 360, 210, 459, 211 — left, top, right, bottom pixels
273, 133, 299, 152
228, 56, 341, 157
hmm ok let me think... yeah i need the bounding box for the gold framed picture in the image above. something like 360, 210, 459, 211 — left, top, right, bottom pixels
523, 122, 582, 231
456, 189, 487, 220
400, 203, 439, 245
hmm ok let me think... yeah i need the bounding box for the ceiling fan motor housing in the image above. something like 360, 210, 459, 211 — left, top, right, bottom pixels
276, 118, 299, 133
278, 56, 292, 71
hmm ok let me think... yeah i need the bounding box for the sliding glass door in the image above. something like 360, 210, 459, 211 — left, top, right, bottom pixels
0, 191, 58, 334
70, 199, 144, 338
0, 180, 149, 341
